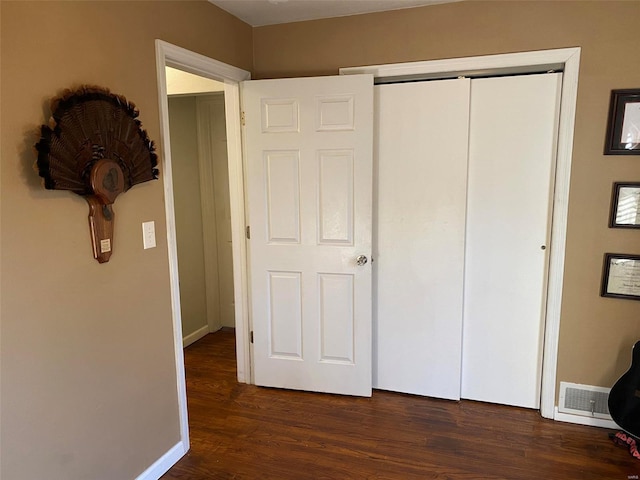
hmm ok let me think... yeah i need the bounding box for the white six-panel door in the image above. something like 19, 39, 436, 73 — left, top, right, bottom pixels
461, 73, 562, 408
242, 74, 374, 396
374, 79, 470, 399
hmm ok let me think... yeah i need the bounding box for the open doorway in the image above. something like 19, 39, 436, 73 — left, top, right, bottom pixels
155, 40, 251, 456
166, 67, 235, 346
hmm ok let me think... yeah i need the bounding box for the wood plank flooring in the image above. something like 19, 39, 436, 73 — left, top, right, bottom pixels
162, 330, 640, 479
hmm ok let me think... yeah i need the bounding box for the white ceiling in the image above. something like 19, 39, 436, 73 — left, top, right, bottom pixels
208, 0, 461, 27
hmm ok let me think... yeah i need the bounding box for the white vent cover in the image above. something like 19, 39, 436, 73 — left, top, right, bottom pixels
558, 382, 612, 420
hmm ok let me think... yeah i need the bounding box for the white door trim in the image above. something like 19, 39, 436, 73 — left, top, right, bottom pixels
341, 47, 581, 420
154, 40, 251, 466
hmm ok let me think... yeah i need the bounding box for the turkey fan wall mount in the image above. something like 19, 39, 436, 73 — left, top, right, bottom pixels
35, 86, 159, 263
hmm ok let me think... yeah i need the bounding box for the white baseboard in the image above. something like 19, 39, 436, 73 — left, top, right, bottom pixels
554, 407, 618, 430
135, 441, 187, 480
183, 324, 210, 347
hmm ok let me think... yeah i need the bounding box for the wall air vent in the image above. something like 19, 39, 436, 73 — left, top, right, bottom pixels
558, 382, 612, 420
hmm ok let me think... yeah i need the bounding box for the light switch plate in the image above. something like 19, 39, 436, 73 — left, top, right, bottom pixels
142, 221, 156, 249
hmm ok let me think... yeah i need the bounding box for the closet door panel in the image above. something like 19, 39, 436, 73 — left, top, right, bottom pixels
374, 79, 470, 399
461, 73, 562, 408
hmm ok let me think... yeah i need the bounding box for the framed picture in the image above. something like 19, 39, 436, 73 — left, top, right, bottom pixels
601, 253, 640, 300
609, 182, 640, 228
604, 89, 640, 154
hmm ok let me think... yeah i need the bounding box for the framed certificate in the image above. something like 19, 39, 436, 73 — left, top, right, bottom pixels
609, 182, 640, 228
604, 89, 640, 155
601, 253, 640, 300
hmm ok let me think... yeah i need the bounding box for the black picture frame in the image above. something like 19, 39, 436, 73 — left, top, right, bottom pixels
609, 182, 640, 228
601, 253, 640, 301
604, 89, 640, 155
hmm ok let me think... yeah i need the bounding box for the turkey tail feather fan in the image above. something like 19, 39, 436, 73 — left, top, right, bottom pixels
35, 85, 159, 263
36, 85, 158, 194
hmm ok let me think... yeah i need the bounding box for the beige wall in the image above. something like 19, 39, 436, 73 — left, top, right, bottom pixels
253, 1, 640, 393
168, 96, 209, 339
0, 1, 251, 479
2, 1, 639, 477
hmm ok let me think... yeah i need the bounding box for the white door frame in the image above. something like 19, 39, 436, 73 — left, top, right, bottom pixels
341, 47, 581, 420
154, 40, 251, 457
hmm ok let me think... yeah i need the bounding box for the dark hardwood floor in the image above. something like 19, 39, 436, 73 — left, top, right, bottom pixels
163, 330, 640, 479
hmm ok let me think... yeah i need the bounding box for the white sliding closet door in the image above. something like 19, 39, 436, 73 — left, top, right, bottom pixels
461, 73, 562, 408
374, 79, 470, 399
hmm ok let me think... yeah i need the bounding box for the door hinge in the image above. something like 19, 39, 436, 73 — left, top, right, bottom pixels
241, 111, 246, 126
250, 331, 254, 343
246, 225, 251, 239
